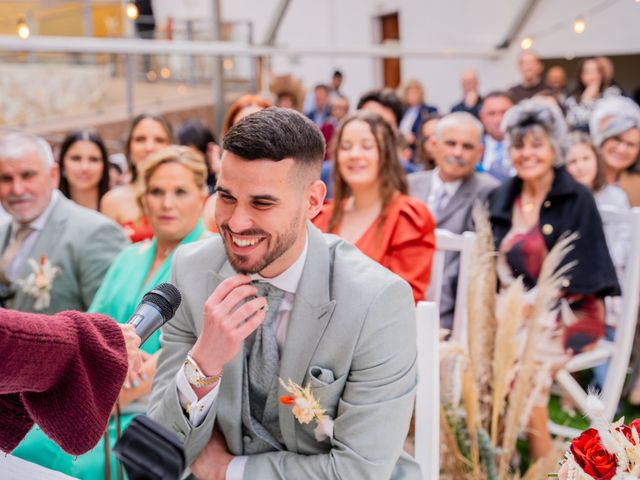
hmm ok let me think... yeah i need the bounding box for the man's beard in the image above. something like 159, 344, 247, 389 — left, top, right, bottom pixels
219, 216, 301, 274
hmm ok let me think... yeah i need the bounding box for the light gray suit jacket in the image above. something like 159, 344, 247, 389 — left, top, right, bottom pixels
0, 196, 128, 313
408, 170, 499, 329
148, 223, 420, 479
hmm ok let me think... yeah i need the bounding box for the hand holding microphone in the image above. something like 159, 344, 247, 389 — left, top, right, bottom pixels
126, 282, 182, 345
120, 283, 182, 403
119, 323, 142, 374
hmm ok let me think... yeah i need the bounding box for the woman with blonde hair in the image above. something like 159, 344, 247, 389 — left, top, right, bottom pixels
13, 145, 209, 479
313, 110, 436, 303
398, 78, 438, 149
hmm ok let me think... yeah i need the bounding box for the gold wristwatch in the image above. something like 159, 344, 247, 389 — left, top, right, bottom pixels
184, 353, 223, 388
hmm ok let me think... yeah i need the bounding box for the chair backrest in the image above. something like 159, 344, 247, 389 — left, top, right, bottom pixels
426, 229, 476, 346
415, 301, 440, 479
600, 206, 640, 419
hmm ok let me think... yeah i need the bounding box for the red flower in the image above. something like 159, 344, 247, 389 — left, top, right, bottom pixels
279, 395, 296, 405
629, 419, 640, 444
40, 255, 46, 265
617, 424, 634, 445
570, 428, 617, 480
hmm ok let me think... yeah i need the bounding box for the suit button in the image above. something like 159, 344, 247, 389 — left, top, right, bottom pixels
243, 435, 251, 444
542, 224, 554, 235
543, 201, 551, 208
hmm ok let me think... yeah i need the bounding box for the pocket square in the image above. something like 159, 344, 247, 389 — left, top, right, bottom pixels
309, 366, 335, 385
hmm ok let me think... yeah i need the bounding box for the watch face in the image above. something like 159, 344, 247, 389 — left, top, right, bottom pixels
184, 361, 200, 385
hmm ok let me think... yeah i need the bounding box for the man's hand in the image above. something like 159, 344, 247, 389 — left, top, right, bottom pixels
191, 275, 267, 396
190, 429, 234, 480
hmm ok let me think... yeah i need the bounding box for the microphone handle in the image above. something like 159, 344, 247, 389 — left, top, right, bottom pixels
127, 302, 165, 345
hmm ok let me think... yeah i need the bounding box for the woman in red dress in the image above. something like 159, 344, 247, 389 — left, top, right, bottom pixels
313, 110, 436, 303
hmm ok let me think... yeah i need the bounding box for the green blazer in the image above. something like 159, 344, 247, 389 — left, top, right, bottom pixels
0, 196, 128, 314
148, 223, 420, 479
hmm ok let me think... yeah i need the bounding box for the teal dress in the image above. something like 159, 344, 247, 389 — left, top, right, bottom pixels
12, 220, 207, 479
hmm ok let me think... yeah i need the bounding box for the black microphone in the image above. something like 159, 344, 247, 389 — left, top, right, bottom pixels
127, 283, 182, 345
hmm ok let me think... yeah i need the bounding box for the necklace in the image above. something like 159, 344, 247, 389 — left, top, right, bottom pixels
522, 202, 535, 213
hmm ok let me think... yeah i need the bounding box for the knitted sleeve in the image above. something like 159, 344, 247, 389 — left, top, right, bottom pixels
0, 309, 129, 454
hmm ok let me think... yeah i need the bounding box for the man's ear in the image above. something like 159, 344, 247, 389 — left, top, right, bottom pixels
475, 143, 485, 165
428, 135, 439, 153
50, 162, 60, 189
305, 179, 327, 220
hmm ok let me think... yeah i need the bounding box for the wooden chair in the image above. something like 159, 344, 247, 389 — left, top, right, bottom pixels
426, 229, 476, 346
414, 301, 440, 479
550, 206, 640, 438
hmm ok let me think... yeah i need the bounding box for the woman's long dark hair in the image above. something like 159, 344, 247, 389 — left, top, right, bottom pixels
125, 113, 174, 182
571, 57, 604, 102
58, 130, 110, 208
329, 110, 408, 233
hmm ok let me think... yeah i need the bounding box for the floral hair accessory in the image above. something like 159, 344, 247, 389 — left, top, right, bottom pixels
279, 378, 334, 442
16, 255, 60, 310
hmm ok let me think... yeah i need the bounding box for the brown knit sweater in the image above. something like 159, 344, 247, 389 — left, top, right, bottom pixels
0, 309, 128, 455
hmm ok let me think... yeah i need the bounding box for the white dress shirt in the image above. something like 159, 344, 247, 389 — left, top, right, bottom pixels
482, 135, 512, 173
6, 191, 60, 281
399, 106, 420, 136
426, 168, 462, 218
175, 235, 309, 479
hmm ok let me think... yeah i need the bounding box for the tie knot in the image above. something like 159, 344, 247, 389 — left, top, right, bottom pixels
15, 225, 33, 242
253, 281, 286, 301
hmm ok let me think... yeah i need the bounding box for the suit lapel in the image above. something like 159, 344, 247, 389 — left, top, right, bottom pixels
207, 261, 245, 453
437, 176, 474, 225
13, 198, 67, 311
0, 223, 10, 253
278, 223, 336, 451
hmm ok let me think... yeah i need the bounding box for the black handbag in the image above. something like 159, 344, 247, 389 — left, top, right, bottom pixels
113, 414, 185, 480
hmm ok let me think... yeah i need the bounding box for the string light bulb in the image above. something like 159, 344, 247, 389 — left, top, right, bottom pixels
16, 16, 30, 39
125, 2, 139, 20
573, 17, 586, 34
520, 36, 533, 50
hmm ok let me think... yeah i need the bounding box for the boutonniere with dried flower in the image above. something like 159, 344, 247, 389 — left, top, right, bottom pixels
279, 378, 335, 442
16, 255, 60, 310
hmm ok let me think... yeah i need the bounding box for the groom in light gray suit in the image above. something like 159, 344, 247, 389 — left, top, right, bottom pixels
408, 112, 498, 330
0, 132, 128, 313
148, 108, 420, 479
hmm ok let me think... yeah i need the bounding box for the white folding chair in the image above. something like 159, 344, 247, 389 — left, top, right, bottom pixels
415, 301, 440, 480
426, 229, 476, 347
550, 206, 640, 438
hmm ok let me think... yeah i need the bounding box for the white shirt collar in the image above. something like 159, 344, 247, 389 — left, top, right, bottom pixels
11, 190, 60, 237
250, 232, 308, 295
432, 168, 463, 196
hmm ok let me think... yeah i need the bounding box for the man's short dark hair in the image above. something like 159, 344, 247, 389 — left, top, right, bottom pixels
482, 90, 514, 105
357, 88, 404, 128
333, 70, 343, 79
222, 107, 325, 176
314, 84, 330, 93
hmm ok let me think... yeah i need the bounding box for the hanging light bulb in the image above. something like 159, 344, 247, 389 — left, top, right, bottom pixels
573, 17, 586, 34
125, 2, 139, 20
520, 36, 533, 50
16, 16, 30, 39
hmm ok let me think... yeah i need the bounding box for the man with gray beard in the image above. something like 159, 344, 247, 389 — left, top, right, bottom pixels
408, 112, 498, 330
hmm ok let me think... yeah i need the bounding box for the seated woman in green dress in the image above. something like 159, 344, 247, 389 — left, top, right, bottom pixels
13, 145, 210, 479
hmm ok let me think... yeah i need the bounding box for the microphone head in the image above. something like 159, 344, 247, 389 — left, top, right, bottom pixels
142, 283, 182, 321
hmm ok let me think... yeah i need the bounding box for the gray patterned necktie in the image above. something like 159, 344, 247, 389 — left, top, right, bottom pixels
247, 281, 286, 424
